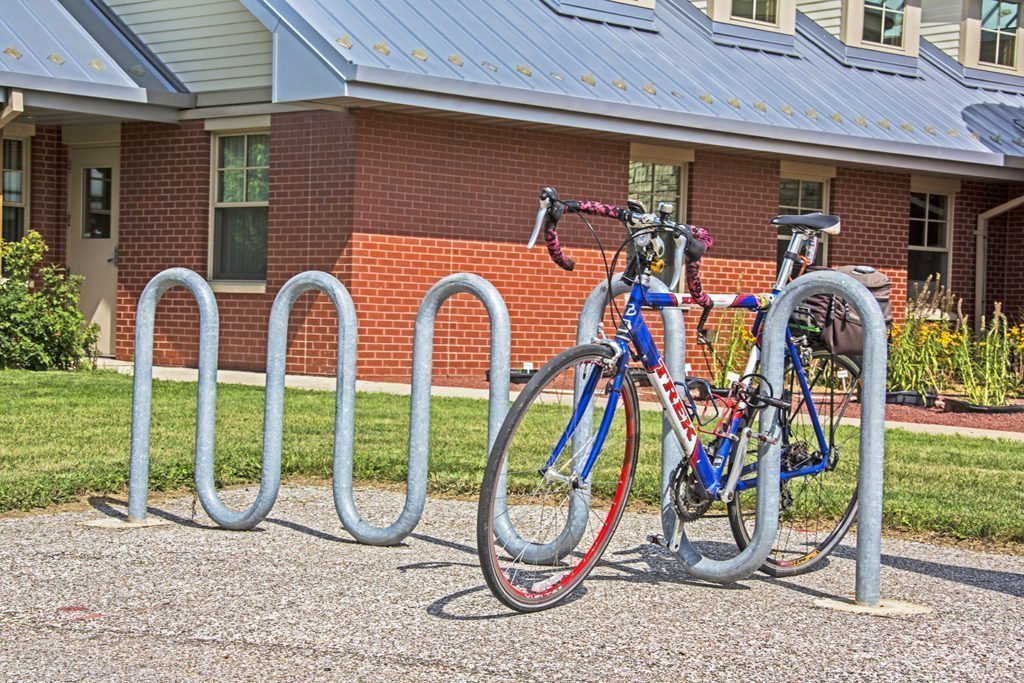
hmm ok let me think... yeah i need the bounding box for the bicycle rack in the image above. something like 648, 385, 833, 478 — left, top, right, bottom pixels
657, 271, 888, 592
124, 268, 513, 546
760, 270, 888, 608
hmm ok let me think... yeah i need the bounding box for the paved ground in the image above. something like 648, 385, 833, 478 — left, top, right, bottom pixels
96, 359, 1024, 442
2, 486, 1021, 681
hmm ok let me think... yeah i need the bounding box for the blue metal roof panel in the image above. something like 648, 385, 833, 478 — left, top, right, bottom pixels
242, 0, 1024, 162
0, 0, 175, 103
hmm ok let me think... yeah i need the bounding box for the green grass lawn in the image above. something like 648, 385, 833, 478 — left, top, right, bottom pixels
2, 369, 1023, 543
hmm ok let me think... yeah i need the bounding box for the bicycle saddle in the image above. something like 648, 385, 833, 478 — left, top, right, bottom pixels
771, 212, 841, 235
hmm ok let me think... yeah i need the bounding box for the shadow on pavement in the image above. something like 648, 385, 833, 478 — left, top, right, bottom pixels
830, 544, 1024, 599
87, 495, 216, 530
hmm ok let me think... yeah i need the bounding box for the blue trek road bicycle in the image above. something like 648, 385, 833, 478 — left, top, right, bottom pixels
476, 187, 863, 612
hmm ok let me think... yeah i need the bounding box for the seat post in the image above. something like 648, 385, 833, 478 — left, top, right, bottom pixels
775, 231, 808, 290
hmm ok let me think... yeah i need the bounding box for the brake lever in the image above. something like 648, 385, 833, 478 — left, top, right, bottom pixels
528, 187, 557, 249
528, 206, 545, 249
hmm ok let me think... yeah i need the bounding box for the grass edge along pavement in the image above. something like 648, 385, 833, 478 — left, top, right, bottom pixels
1, 369, 1023, 545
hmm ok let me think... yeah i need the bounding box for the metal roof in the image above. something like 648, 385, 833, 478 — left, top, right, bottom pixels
240, 0, 1024, 179
0, 0, 190, 116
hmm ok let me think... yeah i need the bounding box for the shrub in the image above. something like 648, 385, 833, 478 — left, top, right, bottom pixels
952, 302, 1014, 406
886, 276, 956, 398
0, 231, 97, 370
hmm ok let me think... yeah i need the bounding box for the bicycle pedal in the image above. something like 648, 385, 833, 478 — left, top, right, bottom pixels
756, 431, 780, 445
646, 533, 667, 547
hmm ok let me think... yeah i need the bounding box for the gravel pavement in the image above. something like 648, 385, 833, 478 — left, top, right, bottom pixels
2, 485, 1021, 681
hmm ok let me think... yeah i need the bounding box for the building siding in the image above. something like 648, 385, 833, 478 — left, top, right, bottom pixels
796, 0, 842, 38
921, 22, 961, 60
104, 0, 272, 92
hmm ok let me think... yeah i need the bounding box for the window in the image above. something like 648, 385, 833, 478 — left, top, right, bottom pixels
980, 0, 1019, 67
908, 192, 951, 298
777, 178, 828, 266
863, 0, 906, 47
211, 132, 269, 281
2, 137, 28, 243
706, 0, 796, 34
840, 0, 922, 58
629, 161, 682, 220
83, 168, 113, 239
732, 0, 778, 24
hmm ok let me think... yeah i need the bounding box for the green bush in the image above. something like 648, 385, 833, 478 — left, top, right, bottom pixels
0, 231, 97, 370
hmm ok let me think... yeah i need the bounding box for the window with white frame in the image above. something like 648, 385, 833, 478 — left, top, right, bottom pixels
862, 0, 907, 47
706, 0, 796, 33
211, 132, 269, 281
732, 0, 779, 23
777, 177, 828, 266
908, 192, 951, 298
840, 0, 922, 57
2, 137, 28, 243
980, 0, 1020, 67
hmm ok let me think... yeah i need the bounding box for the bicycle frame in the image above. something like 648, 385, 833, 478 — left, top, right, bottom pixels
545, 230, 836, 501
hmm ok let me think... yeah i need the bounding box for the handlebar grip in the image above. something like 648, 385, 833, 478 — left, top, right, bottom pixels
544, 207, 575, 271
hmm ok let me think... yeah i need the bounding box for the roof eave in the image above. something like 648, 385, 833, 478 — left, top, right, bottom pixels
337, 68, 1022, 181
21, 89, 182, 123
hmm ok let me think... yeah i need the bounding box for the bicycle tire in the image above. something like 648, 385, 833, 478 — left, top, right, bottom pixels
476, 343, 640, 612
727, 350, 862, 577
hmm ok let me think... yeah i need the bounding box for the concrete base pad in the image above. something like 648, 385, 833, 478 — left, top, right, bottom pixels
813, 597, 933, 617
77, 517, 170, 529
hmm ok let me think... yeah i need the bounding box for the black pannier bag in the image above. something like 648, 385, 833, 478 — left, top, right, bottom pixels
790, 265, 893, 356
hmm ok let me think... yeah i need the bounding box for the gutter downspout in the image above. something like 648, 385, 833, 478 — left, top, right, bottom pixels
976, 193, 1024, 332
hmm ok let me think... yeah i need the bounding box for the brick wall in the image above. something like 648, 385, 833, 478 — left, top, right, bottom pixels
29, 125, 67, 264
114, 107, 1024, 382
953, 181, 1008, 321
985, 201, 1024, 322
117, 120, 211, 365
117, 111, 358, 373
345, 111, 630, 381
829, 167, 911, 321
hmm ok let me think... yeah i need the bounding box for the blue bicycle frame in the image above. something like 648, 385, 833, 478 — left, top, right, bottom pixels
544, 277, 835, 502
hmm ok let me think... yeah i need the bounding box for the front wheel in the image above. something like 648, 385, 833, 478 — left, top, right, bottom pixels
476, 344, 639, 612
727, 349, 862, 577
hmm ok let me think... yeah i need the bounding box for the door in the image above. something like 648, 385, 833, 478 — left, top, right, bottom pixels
68, 146, 119, 356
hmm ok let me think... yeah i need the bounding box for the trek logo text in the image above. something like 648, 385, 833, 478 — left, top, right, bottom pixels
653, 362, 697, 443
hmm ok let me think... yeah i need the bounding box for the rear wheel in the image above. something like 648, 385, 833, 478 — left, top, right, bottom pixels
727, 349, 862, 577
476, 344, 639, 611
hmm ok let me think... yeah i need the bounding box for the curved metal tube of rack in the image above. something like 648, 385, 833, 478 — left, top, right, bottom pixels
333, 273, 513, 546
758, 270, 887, 606
127, 268, 219, 523
128, 269, 357, 529
126, 270, 517, 548
575, 277, 686, 555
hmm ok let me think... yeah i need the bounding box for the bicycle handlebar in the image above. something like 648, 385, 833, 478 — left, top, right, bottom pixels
530, 186, 714, 306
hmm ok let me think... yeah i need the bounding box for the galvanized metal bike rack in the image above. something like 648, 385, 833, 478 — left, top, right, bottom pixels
577, 271, 894, 600
761, 269, 888, 608
124, 268, 512, 546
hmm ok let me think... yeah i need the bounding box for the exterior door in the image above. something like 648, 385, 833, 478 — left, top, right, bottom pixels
68, 146, 119, 356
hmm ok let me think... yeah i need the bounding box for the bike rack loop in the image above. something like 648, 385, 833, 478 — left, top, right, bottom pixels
760, 270, 887, 607
128, 269, 357, 528
577, 277, 780, 582
334, 272, 512, 545
128, 268, 219, 523
126, 269, 516, 547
